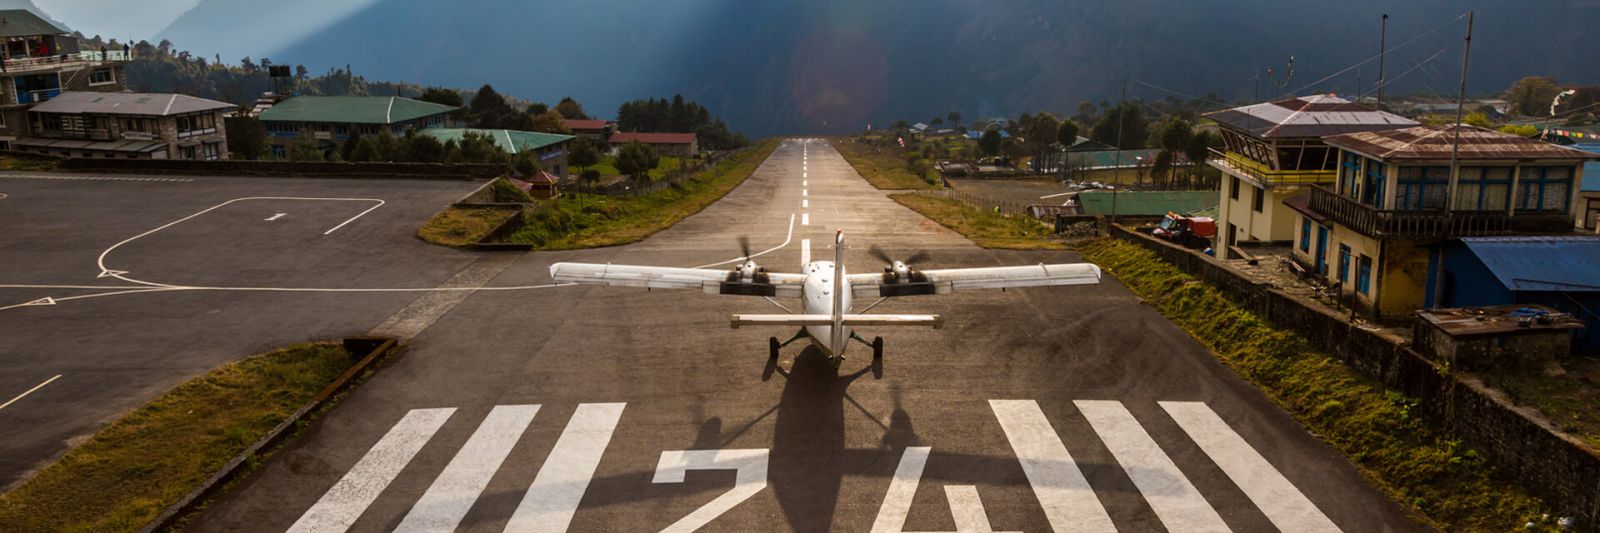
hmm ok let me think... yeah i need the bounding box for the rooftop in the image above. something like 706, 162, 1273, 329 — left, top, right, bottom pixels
0, 9, 67, 38
1077, 190, 1216, 216
30, 92, 234, 116
1416, 304, 1586, 338
610, 132, 696, 145
421, 128, 573, 154
259, 96, 457, 125
1573, 143, 1600, 192
563, 119, 610, 131
1324, 125, 1600, 161
1204, 94, 1417, 139
1457, 236, 1600, 292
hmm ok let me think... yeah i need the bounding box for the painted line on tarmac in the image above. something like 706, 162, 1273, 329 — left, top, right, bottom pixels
506, 403, 625, 532
1161, 401, 1339, 532
800, 239, 811, 267
0, 374, 61, 411
1076, 400, 1227, 531
692, 213, 796, 269
801, 213, 809, 226
395, 405, 540, 533
990, 399, 1115, 532
290, 408, 456, 533
802, 199, 808, 208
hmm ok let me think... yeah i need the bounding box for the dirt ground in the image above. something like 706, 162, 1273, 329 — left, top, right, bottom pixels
946, 178, 1075, 206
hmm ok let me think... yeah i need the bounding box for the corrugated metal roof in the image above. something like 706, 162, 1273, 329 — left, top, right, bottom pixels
1203, 94, 1416, 139
1076, 190, 1217, 216
421, 128, 572, 154
1459, 236, 1600, 292
30, 92, 234, 116
1325, 125, 1600, 161
259, 96, 457, 125
610, 132, 696, 145
0, 9, 67, 38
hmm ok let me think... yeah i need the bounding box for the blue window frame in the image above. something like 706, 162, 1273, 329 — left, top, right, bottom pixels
1360, 157, 1386, 207
1339, 152, 1361, 197
1299, 216, 1311, 252
1395, 166, 1450, 210
1356, 254, 1373, 295
1515, 166, 1574, 214
1337, 244, 1351, 284
1451, 166, 1512, 211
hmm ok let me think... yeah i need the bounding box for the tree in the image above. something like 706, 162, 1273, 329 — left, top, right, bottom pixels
349, 137, 381, 162
567, 137, 601, 185
511, 151, 542, 178
892, 120, 910, 132
406, 134, 446, 163
527, 102, 550, 115
531, 110, 570, 134
1462, 111, 1495, 128
931, 117, 944, 128
419, 87, 464, 107
979, 129, 1003, 157
1158, 118, 1194, 153
224, 115, 267, 160
1089, 102, 1148, 149
452, 131, 505, 164
470, 84, 512, 119
947, 111, 962, 127
614, 141, 660, 180
1499, 124, 1539, 136
555, 97, 588, 120
289, 132, 323, 162
375, 130, 401, 161
1023, 113, 1061, 164
1505, 76, 1561, 116
1056, 119, 1081, 147
1151, 149, 1174, 187
340, 131, 364, 162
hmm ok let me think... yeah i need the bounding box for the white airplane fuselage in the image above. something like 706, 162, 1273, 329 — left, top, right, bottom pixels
801, 261, 851, 355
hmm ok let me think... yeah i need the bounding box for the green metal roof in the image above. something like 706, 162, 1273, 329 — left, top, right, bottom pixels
259, 96, 457, 125
0, 10, 68, 38
421, 128, 573, 154
1077, 190, 1217, 217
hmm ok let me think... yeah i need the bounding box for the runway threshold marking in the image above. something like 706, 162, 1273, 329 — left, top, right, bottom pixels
871, 447, 1015, 533
0, 374, 62, 411
506, 403, 625, 532
653, 449, 770, 533
395, 405, 541, 533
989, 399, 1115, 532
289, 408, 455, 533
1076, 400, 1228, 531
1161, 401, 1339, 532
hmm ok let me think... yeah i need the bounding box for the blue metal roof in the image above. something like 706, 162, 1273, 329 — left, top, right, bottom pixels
1575, 143, 1600, 192
1459, 236, 1600, 292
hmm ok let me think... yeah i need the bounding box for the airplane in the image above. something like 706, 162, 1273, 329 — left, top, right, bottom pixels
549, 230, 1101, 367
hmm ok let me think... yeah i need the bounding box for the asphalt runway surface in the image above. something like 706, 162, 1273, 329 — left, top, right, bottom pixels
3, 141, 1423, 531
0, 172, 485, 488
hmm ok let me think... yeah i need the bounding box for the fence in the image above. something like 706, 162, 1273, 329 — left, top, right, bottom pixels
596, 148, 746, 198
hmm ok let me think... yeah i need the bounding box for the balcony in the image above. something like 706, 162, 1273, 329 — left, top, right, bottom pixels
1, 50, 132, 75
1207, 148, 1335, 189
16, 88, 60, 104
1307, 185, 1574, 239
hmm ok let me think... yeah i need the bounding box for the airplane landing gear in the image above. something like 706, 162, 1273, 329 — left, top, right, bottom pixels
872, 336, 884, 359
769, 337, 780, 359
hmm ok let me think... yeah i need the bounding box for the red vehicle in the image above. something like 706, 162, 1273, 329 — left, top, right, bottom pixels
1151, 212, 1217, 249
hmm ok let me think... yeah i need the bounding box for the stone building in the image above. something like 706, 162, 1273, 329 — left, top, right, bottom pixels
17, 91, 232, 159
258, 96, 458, 158
0, 8, 131, 150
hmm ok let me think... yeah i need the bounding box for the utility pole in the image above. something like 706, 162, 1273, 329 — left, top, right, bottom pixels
1377, 14, 1389, 106
1112, 78, 1126, 225
1446, 11, 1474, 213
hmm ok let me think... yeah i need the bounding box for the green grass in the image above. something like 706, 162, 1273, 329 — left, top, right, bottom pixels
416, 206, 518, 247
0, 343, 354, 532
889, 193, 1064, 250
1075, 238, 1556, 531
833, 140, 941, 190
502, 139, 777, 249
589, 155, 683, 180
0, 155, 60, 171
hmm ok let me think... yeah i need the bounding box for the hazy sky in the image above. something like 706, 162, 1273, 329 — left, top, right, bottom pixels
35, 0, 201, 41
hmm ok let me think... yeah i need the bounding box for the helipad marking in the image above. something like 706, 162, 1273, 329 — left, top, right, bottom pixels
1076, 400, 1227, 531
395, 405, 540, 533
289, 408, 455, 533
506, 403, 625, 532
0, 374, 61, 411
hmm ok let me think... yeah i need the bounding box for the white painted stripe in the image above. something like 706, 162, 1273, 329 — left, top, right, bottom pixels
801, 213, 809, 226
945, 485, 1018, 533
393, 405, 540, 533
1161, 401, 1340, 532
802, 189, 808, 197
801, 238, 811, 267
289, 408, 456, 533
870, 446, 930, 533
506, 402, 625, 532
0, 374, 61, 411
1075, 400, 1227, 532
803, 180, 807, 187
989, 400, 1114, 532
653, 449, 769, 533
802, 199, 808, 208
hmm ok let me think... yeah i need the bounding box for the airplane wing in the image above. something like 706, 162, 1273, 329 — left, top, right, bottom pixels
549, 262, 806, 297
848, 263, 1101, 298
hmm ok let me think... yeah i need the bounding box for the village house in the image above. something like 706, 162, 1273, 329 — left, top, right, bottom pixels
258, 95, 458, 158
17, 91, 232, 159
1205, 95, 1416, 259
0, 9, 131, 150
609, 131, 697, 158
562, 119, 613, 143
1292, 124, 1597, 320
421, 128, 574, 179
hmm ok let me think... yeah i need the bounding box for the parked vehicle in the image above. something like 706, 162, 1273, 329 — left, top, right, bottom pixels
1151, 212, 1216, 249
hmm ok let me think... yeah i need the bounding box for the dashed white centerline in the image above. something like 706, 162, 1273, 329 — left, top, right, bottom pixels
0, 374, 62, 411
800, 239, 811, 266
802, 199, 808, 208
802, 190, 807, 197
801, 213, 809, 226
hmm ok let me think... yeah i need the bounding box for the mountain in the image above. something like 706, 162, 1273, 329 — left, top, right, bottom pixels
156, 0, 1600, 136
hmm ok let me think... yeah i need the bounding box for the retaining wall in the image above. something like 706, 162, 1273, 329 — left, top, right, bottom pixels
1108, 224, 1600, 524
57, 158, 502, 180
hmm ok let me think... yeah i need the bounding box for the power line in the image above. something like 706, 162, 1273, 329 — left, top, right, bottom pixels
1286, 11, 1469, 97
1130, 79, 1231, 108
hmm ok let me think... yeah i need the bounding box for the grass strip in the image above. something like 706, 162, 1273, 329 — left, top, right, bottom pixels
416, 206, 518, 247
833, 140, 941, 190
0, 156, 60, 172
503, 139, 778, 249
1076, 238, 1553, 531
889, 192, 1064, 250
0, 343, 353, 532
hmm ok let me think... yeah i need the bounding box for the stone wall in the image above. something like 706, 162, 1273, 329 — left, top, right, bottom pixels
57, 158, 502, 180
1109, 224, 1600, 524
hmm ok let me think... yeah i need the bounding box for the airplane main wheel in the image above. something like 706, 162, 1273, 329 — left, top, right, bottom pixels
872, 336, 884, 359
769, 337, 780, 359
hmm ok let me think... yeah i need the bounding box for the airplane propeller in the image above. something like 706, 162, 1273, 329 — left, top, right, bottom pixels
732, 235, 765, 282
868, 245, 930, 282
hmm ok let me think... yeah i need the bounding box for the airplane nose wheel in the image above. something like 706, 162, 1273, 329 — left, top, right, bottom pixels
769, 337, 780, 359
872, 336, 884, 359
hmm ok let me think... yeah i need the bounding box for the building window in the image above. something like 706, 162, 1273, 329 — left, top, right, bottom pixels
181, 145, 198, 159
1357, 254, 1373, 295
1252, 186, 1264, 212
1230, 176, 1240, 200
201, 142, 220, 160
1339, 152, 1361, 197
1395, 166, 1451, 210
1337, 244, 1352, 284
1451, 166, 1513, 211
1299, 214, 1312, 252
1360, 157, 1386, 207
270, 145, 286, 159
88, 68, 115, 86
1515, 166, 1574, 214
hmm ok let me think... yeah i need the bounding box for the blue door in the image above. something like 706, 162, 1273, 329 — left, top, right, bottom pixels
1314, 225, 1329, 275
